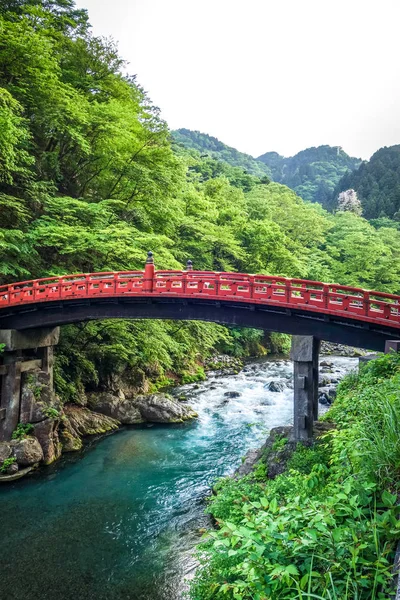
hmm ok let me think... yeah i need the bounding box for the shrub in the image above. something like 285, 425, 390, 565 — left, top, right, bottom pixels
0, 457, 16, 473
189, 354, 400, 599
44, 407, 60, 419
12, 422, 34, 440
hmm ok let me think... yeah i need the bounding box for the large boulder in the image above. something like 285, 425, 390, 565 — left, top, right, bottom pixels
11, 437, 43, 466
32, 418, 62, 465
59, 416, 83, 452
0, 442, 12, 463
20, 371, 61, 423
63, 405, 120, 437
89, 392, 144, 425
135, 394, 198, 423
60, 428, 83, 452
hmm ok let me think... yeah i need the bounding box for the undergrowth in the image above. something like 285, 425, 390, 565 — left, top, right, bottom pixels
188, 353, 400, 600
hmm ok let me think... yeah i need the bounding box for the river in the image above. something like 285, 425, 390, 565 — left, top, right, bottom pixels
0, 355, 357, 600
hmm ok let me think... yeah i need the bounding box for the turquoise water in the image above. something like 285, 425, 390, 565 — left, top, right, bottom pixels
0, 357, 356, 600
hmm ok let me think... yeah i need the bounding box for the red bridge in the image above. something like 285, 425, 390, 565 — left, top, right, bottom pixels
0, 253, 399, 351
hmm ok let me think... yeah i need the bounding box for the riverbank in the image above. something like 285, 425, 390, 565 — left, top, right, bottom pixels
189, 352, 400, 599
0, 349, 355, 480
0, 355, 306, 600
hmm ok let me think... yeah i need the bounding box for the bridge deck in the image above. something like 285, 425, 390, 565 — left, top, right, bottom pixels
0, 270, 399, 331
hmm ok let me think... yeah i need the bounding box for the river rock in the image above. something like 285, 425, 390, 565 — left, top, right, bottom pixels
60, 429, 83, 452
11, 437, 43, 466
89, 392, 144, 425
224, 391, 241, 398
4, 462, 19, 475
320, 361, 333, 367
20, 371, 61, 423
59, 417, 83, 452
135, 394, 198, 423
0, 442, 12, 463
32, 418, 62, 465
235, 448, 264, 477
64, 405, 120, 437
318, 392, 331, 405
320, 342, 365, 357
265, 381, 286, 392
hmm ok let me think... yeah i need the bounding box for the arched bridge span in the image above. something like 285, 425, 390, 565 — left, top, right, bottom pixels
0, 256, 399, 351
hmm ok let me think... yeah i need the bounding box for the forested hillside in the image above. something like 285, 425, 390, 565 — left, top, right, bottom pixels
172, 130, 361, 208
171, 128, 272, 180
1, 0, 400, 401
257, 145, 362, 206
334, 145, 400, 219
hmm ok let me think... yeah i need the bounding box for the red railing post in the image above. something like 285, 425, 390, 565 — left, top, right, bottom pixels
249, 275, 254, 299
323, 285, 329, 309
183, 259, 193, 294
285, 279, 292, 304
364, 291, 370, 316
143, 251, 155, 293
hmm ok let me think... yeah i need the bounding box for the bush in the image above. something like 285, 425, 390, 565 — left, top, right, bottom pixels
12, 423, 34, 440
189, 354, 400, 599
0, 457, 16, 473
44, 407, 60, 419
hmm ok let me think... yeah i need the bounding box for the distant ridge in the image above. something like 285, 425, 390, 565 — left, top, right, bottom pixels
334, 145, 400, 219
172, 129, 361, 209
257, 146, 362, 206
171, 129, 272, 179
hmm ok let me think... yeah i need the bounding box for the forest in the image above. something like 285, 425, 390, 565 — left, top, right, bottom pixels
174, 130, 400, 222
334, 145, 400, 219
2, 3, 400, 598
173, 129, 362, 208
0, 0, 400, 600
1, 0, 400, 399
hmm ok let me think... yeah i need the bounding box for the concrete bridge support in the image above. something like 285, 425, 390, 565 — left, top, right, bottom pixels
0, 327, 59, 441
290, 335, 320, 441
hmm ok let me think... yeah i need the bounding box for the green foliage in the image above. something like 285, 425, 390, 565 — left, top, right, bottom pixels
334, 145, 400, 219
189, 355, 400, 599
268, 333, 291, 355
12, 422, 34, 440
181, 367, 206, 384
172, 129, 272, 180
271, 435, 288, 452
0, 456, 16, 473
44, 407, 60, 419
2, 0, 400, 403
257, 145, 361, 207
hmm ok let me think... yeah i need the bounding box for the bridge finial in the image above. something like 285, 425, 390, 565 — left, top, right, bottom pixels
146, 251, 154, 265
186, 259, 193, 271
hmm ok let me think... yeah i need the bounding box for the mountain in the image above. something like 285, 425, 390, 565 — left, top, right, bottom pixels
172, 130, 362, 209
257, 146, 362, 207
171, 129, 272, 180
334, 145, 400, 220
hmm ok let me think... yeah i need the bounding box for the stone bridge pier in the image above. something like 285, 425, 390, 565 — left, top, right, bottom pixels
290, 335, 320, 441
0, 327, 59, 441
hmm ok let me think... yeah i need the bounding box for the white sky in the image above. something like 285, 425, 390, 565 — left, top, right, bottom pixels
75, 0, 400, 160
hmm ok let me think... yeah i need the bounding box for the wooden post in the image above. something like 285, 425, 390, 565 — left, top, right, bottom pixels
290, 336, 320, 441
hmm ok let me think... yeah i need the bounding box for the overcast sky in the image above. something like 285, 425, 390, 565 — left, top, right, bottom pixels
75, 0, 400, 160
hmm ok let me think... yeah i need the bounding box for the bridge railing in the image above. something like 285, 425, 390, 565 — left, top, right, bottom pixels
0, 262, 400, 327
